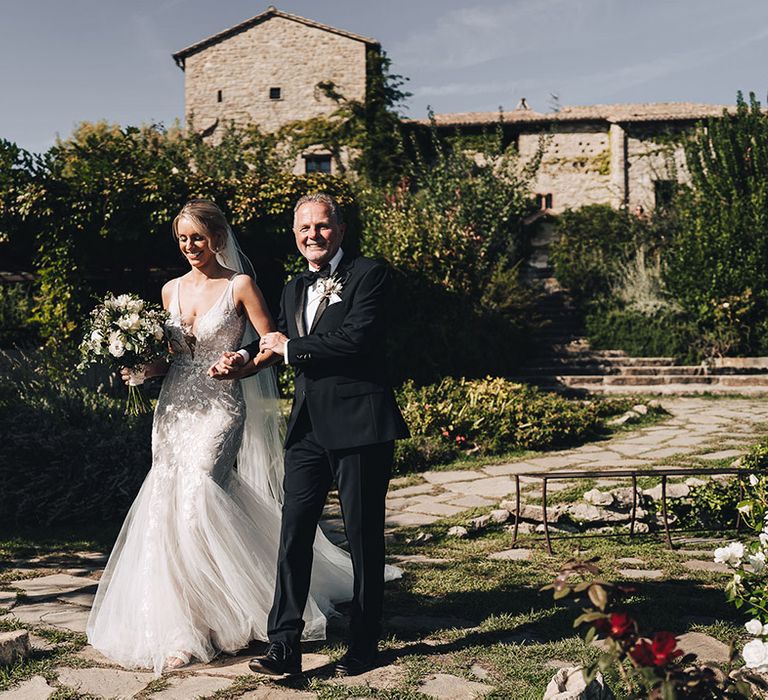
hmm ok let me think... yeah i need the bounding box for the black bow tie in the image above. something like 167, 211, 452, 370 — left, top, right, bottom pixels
303, 265, 331, 284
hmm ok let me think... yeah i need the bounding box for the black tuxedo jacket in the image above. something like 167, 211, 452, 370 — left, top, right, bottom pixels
246, 254, 409, 450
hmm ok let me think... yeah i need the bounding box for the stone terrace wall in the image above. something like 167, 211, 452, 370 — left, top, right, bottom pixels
183, 15, 368, 135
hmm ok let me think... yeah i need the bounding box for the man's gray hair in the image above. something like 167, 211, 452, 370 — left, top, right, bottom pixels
293, 193, 343, 224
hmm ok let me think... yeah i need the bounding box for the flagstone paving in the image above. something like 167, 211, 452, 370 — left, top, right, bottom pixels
1, 397, 768, 698
385, 397, 768, 527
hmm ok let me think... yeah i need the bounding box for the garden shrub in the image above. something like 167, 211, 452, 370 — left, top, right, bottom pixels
0, 282, 38, 347
393, 376, 631, 473
550, 205, 651, 302
742, 437, 768, 471
0, 351, 153, 527
673, 477, 742, 530
584, 303, 695, 359
360, 127, 538, 383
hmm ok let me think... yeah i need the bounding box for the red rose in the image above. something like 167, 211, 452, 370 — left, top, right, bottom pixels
649, 631, 680, 666
629, 640, 656, 667
593, 612, 635, 640
607, 612, 635, 639
630, 631, 680, 668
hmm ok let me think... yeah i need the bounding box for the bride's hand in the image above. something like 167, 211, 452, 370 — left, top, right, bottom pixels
208, 351, 244, 379
120, 366, 146, 386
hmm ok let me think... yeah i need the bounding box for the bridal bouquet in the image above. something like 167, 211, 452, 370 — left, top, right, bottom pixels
79, 293, 170, 415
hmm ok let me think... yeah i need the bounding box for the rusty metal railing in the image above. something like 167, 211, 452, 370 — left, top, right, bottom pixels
510, 467, 749, 554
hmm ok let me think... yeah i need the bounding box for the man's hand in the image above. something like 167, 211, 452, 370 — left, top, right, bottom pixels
208, 351, 245, 379
260, 332, 289, 356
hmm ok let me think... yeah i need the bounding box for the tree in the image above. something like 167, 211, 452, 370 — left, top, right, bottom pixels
666, 92, 768, 355
279, 50, 412, 186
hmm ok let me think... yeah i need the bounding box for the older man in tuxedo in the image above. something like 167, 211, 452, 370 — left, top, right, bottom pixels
215, 193, 408, 677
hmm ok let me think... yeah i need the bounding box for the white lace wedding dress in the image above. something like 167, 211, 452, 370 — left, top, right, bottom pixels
86, 275, 360, 674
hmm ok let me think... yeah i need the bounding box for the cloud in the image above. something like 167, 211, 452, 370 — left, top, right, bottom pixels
416, 79, 519, 99
392, 0, 601, 69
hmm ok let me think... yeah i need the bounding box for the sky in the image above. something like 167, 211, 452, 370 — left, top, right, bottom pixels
3, 0, 768, 154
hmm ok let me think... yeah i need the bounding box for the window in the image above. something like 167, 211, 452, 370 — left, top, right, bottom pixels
217, 89, 222, 103
535, 193, 553, 210
269, 87, 281, 100
654, 180, 677, 210
304, 154, 332, 174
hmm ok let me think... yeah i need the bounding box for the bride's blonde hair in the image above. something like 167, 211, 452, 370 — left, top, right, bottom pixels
172, 199, 229, 251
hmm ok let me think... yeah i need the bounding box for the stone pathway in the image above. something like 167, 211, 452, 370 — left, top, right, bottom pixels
384, 397, 768, 529
1, 397, 766, 698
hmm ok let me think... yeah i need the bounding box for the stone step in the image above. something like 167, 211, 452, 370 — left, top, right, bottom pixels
536, 382, 768, 396
524, 356, 674, 368
519, 373, 768, 388
520, 365, 768, 377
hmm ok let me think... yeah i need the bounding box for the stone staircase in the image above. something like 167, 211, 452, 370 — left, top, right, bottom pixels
515, 349, 768, 395
517, 218, 768, 395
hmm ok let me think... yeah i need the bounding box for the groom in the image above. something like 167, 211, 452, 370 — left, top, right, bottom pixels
215, 193, 408, 677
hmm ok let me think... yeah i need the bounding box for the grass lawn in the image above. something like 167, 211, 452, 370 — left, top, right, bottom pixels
0, 515, 746, 699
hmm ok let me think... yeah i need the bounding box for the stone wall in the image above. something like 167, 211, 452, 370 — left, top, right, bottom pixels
520, 124, 613, 213
625, 132, 689, 212
183, 15, 368, 137
519, 122, 689, 213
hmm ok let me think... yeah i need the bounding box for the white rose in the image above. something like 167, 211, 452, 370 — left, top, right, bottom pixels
117, 313, 142, 332
743, 639, 768, 670
115, 294, 132, 309
750, 474, 760, 487
749, 552, 767, 573
127, 299, 143, 313
90, 330, 102, 342
714, 542, 745, 566
746, 619, 765, 636
760, 532, 768, 549
109, 338, 125, 358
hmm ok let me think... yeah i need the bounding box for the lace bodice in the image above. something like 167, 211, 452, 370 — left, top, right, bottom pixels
165, 274, 246, 369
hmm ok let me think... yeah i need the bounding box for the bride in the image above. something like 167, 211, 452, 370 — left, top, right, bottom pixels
86, 199, 377, 674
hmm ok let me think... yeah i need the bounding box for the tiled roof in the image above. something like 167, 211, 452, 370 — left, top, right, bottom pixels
410, 102, 736, 128
173, 5, 379, 67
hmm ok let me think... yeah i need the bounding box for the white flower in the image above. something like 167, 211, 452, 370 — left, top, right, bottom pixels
759, 532, 768, 549
90, 330, 102, 343
714, 542, 745, 566
749, 551, 767, 573
746, 619, 766, 636
108, 334, 126, 358
750, 474, 760, 487
153, 324, 165, 341
127, 299, 144, 314
738, 504, 753, 514
743, 638, 768, 671
317, 275, 344, 300
115, 294, 132, 309
117, 313, 142, 332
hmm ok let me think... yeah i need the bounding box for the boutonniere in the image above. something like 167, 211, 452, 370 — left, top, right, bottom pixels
317, 274, 344, 303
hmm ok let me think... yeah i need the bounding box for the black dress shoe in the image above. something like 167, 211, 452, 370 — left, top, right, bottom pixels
249, 641, 302, 677
335, 643, 378, 677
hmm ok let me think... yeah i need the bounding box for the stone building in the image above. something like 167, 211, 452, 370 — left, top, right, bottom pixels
173, 8, 730, 212
172, 6, 379, 174
420, 102, 732, 214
